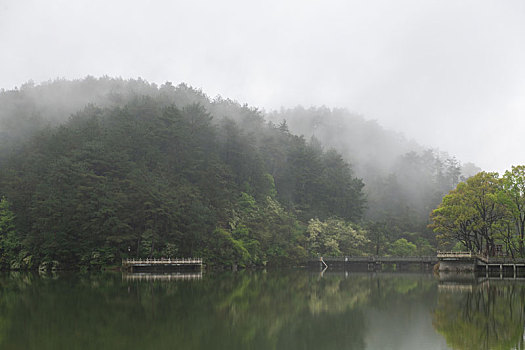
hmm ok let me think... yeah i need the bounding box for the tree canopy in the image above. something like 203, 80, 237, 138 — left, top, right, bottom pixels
431, 168, 525, 257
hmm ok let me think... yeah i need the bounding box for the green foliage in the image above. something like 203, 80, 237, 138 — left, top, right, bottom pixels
306, 217, 368, 257
0, 198, 21, 269
501, 165, 525, 255
246, 196, 308, 265
431, 169, 525, 257
364, 221, 389, 256
388, 238, 417, 257
82, 247, 116, 269
204, 228, 251, 267
451, 241, 466, 252
415, 237, 435, 256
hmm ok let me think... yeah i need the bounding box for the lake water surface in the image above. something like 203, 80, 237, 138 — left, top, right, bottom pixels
0, 270, 523, 349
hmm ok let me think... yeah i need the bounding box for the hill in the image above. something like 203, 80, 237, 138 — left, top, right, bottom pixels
0, 77, 476, 269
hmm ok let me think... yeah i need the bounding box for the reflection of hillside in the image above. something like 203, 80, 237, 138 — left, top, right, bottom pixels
433, 281, 525, 350
209, 271, 371, 348
0, 271, 440, 350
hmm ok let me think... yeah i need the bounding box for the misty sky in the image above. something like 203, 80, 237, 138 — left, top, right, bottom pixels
1, 0, 523, 172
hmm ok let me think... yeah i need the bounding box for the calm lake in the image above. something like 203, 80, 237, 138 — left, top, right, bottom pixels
0, 270, 523, 349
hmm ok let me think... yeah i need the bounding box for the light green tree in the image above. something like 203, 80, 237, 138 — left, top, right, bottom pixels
389, 238, 417, 257
430, 181, 477, 251
431, 172, 507, 255
502, 165, 525, 256
306, 217, 368, 256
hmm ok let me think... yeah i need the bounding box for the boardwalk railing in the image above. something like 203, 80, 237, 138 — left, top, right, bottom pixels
122, 258, 203, 265
437, 251, 474, 258
435, 251, 525, 264
437, 251, 488, 263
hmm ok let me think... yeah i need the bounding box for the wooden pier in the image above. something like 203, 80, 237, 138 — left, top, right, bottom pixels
122, 258, 203, 272
438, 251, 525, 277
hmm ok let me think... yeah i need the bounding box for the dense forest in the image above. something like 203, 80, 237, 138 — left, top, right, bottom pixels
0, 77, 477, 269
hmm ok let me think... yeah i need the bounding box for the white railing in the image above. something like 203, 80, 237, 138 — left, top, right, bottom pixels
437, 251, 473, 258
437, 251, 490, 263
123, 273, 203, 281
122, 258, 203, 265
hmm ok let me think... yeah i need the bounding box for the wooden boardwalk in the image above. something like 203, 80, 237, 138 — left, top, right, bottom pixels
311, 252, 525, 276
311, 255, 438, 271
437, 251, 525, 277
122, 258, 203, 272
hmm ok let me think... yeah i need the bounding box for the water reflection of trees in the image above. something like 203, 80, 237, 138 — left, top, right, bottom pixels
0, 271, 437, 350
433, 281, 525, 350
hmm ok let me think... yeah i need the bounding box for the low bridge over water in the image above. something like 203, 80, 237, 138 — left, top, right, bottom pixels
310, 256, 438, 271
310, 252, 525, 275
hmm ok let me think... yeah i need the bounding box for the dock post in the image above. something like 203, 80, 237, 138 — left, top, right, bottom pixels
514, 264, 516, 278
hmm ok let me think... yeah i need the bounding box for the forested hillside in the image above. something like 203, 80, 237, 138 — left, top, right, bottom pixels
0, 77, 475, 269
269, 107, 481, 254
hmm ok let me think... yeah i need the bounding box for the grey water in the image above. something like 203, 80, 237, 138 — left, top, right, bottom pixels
0, 270, 523, 349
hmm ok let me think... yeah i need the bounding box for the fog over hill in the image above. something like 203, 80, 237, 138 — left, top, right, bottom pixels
267, 105, 482, 222
2, 0, 523, 174
0, 77, 479, 228
0, 77, 493, 269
